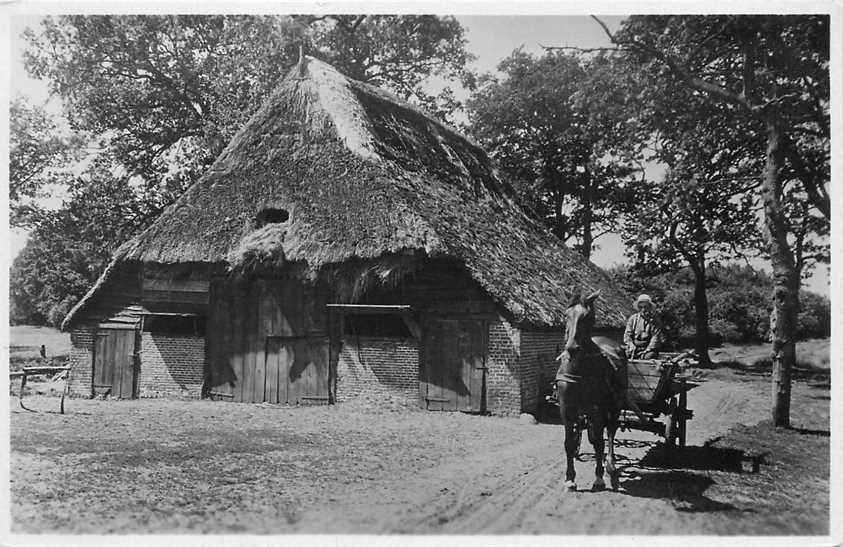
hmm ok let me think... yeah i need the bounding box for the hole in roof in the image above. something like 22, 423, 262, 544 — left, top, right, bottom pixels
255, 208, 289, 227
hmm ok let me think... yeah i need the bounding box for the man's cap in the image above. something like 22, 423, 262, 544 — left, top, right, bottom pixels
635, 294, 653, 309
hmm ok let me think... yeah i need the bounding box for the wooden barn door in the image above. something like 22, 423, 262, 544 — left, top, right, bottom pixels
93, 329, 138, 399
422, 319, 486, 412
264, 337, 329, 405
206, 277, 331, 404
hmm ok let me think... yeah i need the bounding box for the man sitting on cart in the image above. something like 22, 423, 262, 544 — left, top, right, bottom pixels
624, 294, 663, 359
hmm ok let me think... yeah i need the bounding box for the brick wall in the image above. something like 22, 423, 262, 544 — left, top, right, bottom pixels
519, 329, 564, 412
137, 333, 204, 398
336, 336, 418, 403
67, 327, 95, 396
486, 318, 521, 415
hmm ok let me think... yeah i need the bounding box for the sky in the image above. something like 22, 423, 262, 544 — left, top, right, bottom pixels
6, 14, 830, 295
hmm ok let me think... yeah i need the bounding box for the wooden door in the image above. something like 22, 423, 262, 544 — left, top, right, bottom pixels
422, 319, 486, 412
264, 336, 329, 405
93, 328, 137, 399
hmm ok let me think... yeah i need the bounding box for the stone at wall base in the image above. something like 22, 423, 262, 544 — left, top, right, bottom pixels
519, 413, 537, 424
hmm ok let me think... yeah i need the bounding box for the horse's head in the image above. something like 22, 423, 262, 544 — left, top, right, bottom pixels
563, 289, 600, 355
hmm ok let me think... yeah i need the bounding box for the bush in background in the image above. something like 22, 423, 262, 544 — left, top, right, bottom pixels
609, 263, 830, 346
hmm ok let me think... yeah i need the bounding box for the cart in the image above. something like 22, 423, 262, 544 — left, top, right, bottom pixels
546, 351, 696, 463
620, 352, 696, 462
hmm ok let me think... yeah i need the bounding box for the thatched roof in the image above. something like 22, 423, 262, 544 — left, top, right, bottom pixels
64, 56, 631, 330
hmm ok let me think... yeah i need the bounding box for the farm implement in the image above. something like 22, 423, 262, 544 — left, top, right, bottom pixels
9, 366, 72, 414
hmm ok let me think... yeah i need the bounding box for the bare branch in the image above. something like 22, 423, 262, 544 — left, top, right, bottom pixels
539, 44, 621, 53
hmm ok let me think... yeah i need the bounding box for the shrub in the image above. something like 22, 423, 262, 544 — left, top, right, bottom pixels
610, 263, 829, 346
797, 291, 831, 340
708, 318, 742, 344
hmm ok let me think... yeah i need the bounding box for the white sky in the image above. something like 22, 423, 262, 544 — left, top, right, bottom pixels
5, 13, 831, 295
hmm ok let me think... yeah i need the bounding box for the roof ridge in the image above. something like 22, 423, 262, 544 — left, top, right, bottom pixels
294, 56, 379, 160
298, 56, 488, 161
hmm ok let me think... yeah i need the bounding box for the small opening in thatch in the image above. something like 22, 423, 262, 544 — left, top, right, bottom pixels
255, 208, 289, 227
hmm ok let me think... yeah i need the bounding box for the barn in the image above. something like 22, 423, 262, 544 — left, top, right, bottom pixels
61, 56, 631, 416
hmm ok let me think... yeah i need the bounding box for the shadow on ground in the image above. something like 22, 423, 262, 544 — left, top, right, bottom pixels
620, 471, 748, 513
646, 442, 766, 470
613, 442, 766, 513
787, 427, 829, 437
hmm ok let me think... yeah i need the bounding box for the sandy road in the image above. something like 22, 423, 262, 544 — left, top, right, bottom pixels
11, 369, 827, 535
293, 374, 778, 534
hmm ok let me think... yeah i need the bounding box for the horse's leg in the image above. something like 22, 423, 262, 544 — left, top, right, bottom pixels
562, 405, 578, 491
588, 408, 606, 492
606, 410, 620, 491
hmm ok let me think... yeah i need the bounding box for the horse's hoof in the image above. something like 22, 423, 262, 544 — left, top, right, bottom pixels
591, 478, 606, 492
563, 479, 577, 492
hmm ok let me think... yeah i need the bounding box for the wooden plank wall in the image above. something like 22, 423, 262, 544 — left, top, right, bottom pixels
75, 261, 213, 327
205, 260, 500, 408
142, 262, 211, 314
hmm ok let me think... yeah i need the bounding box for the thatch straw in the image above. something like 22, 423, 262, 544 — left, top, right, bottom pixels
65, 56, 631, 330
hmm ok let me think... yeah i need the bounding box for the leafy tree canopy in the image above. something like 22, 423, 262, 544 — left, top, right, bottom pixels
10, 152, 147, 326
614, 14, 829, 222
465, 49, 640, 258
9, 96, 84, 227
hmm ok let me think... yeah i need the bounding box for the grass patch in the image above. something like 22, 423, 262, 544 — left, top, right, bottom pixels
8, 325, 71, 358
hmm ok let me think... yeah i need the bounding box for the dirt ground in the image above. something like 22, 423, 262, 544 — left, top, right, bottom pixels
9, 368, 830, 535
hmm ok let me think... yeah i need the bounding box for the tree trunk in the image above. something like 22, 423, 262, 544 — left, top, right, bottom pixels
691, 261, 712, 367
762, 116, 800, 428
581, 180, 593, 260
581, 204, 593, 260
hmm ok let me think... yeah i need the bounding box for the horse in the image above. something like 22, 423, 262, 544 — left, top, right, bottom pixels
555, 289, 627, 492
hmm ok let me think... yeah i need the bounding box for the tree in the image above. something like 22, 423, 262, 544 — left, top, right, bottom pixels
465, 49, 639, 259
10, 153, 153, 327
619, 89, 764, 366
9, 96, 83, 227
601, 15, 829, 426
306, 15, 470, 119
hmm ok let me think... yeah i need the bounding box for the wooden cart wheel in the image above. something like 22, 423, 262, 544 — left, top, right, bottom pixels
664, 397, 678, 465
678, 384, 688, 448
575, 428, 583, 458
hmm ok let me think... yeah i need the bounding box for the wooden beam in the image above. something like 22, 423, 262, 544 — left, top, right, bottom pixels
325, 304, 411, 314
138, 311, 201, 317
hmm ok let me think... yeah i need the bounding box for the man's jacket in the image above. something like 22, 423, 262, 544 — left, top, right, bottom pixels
623, 312, 663, 356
